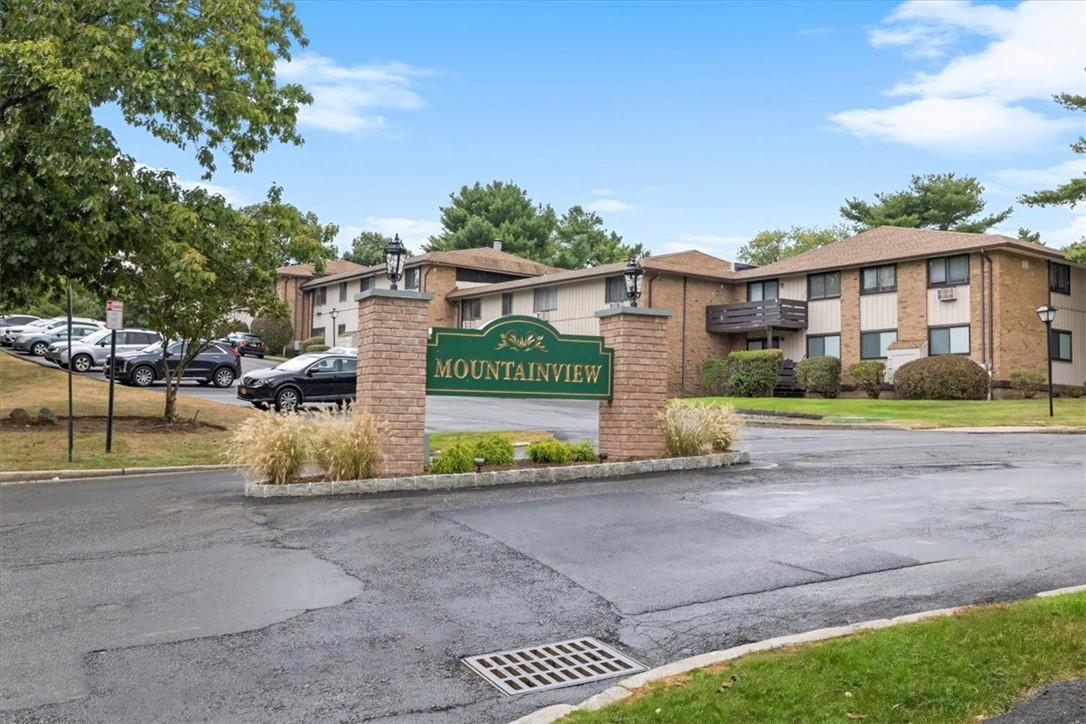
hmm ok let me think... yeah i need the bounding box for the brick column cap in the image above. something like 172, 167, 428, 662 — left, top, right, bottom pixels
355, 289, 434, 302
595, 306, 673, 319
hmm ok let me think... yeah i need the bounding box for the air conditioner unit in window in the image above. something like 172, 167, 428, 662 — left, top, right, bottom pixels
937, 287, 957, 301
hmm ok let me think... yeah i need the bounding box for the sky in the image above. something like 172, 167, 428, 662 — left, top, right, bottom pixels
101, 0, 1086, 262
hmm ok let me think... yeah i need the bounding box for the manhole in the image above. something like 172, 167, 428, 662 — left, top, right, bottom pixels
462, 637, 645, 696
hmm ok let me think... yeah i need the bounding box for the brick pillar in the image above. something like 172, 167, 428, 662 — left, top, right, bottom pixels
354, 289, 433, 477
596, 307, 673, 461
839, 269, 860, 382
895, 260, 928, 346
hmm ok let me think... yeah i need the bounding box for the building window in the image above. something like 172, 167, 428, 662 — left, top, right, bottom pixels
605, 276, 626, 303
806, 334, 841, 358
462, 298, 482, 322
807, 272, 840, 300
1050, 262, 1071, 295
861, 264, 897, 294
747, 336, 782, 350
928, 255, 969, 287
404, 268, 420, 290
456, 268, 520, 284
311, 326, 325, 340
360, 276, 374, 293
1051, 329, 1072, 362
861, 330, 897, 359
929, 325, 970, 355
337, 282, 347, 302
501, 293, 513, 316
337, 323, 346, 336
747, 279, 779, 302
316, 287, 327, 305
533, 286, 558, 312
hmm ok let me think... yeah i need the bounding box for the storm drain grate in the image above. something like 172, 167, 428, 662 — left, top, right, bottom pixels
462, 637, 645, 696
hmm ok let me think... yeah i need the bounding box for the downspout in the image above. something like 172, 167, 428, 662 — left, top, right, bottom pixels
681, 276, 688, 395
981, 250, 994, 400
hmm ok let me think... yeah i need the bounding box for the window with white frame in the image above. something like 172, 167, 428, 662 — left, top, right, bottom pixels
533, 286, 558, 312
929, 325, 970, 355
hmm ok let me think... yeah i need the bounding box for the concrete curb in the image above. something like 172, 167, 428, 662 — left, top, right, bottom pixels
0, 464, 242, 485
739, 416, 1084, 433
508, 584, 1085, 724
244, 450, 749, 498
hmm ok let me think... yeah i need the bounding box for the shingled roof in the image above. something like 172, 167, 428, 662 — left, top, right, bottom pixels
734, 226, 1072, 280
277, 259, 366, 278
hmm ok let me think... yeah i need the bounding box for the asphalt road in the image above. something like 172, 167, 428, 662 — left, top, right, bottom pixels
2, 428, 1083, 723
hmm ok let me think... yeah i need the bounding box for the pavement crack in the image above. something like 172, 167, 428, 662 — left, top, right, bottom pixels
771, 559, 829, 577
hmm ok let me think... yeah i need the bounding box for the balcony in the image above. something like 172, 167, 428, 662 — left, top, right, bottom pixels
706, 298, 808, 334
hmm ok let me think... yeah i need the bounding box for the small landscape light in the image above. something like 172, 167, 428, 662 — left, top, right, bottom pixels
385, 234, 407, 290
624, 258, 644, 307
474, 457, 485, 473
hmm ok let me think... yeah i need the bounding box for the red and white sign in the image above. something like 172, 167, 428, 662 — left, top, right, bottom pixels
105, 300, 124, 330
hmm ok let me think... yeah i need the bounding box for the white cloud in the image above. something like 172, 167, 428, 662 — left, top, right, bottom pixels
831, 0, 1084, 152
586, 198, 635, 213
134, 163, 247, 206
664, 233, 750, 261
334, 217, 441, 254
276, 54, 432, 134
988, 159, 1085, 197
995, 211, 1086, 247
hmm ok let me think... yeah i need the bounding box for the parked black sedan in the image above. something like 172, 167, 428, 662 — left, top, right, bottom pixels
113, 341, 242, 388
237, 352, 357, 411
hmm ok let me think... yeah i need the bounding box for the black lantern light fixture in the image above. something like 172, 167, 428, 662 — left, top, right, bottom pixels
624, 257, 644, 307
1036, 303, 1057, 417
385, 234, 407, 290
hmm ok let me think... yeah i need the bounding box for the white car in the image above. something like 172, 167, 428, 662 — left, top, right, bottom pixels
46, 328, 162, 372
0, 316, 102, 346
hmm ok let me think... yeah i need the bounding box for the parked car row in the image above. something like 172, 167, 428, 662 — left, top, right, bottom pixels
45, 328, 162, 372
219, 332, 268, 358
1, 316, 105, 354
105, 341, 242, 388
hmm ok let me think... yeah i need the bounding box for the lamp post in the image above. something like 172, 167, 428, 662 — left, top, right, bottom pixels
1036, 303, 1057, 417
624, 257, 644, 308
385, 234, 407, 290
316, 307, 341, 347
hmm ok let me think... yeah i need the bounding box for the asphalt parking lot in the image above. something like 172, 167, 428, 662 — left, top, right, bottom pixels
2, 427, 1083, 723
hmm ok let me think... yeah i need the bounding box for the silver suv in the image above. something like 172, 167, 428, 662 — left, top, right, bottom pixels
47, 328, 162, 372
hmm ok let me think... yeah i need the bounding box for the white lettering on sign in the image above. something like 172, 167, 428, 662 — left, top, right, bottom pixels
105, 300, 124, 330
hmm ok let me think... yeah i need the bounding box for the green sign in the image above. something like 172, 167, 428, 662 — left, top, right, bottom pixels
426, 316, 613, 399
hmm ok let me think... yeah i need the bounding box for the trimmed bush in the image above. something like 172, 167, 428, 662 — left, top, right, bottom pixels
665, 403, 740, 457
796, 356, 841, 398
699, 357, 730, 395
305, 343, 330, 353
527, 440, 574, 464
894, 356, 988, 400
567, 441, 598, 462
227, 412, 311, 485
849, 361, 886, 399
724, 349, 783, 397
252, 315, 293, 355
430, 443, 476, 474
1009, 369, 1045, 399
1065, 385, 1084, 399
472, 434, 514, 466
308, 407, 383, 480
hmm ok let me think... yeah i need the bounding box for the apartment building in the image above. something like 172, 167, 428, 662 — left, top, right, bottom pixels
276, 259, 366, 343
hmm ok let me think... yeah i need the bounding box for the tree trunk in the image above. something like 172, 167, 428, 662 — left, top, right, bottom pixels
163, 368, 179, 421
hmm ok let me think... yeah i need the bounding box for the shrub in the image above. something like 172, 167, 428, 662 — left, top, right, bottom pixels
665, 403, 740, 456
227, 412, 311, 485
894, 356, 988, 400
472, 434, 514, 466
849, 361, 886, 399
430, 443, 476, 474
567, 441, 598, 462
307, 407, 383, 480
214, 318, 250, 337
252, 315, 293, 355
526, 440, 573, 464
1009, 370, 1045, 399
305, 343, 330, 353
796, 356, 841, 398
1065, 385, 1084, 399
699, 357, 730, 395
724, 349, 783, 397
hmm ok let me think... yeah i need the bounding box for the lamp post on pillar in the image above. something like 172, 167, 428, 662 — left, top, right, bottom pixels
1036, 303, 1056, 417
385, 235, 407, 290
624, 257, 644, 307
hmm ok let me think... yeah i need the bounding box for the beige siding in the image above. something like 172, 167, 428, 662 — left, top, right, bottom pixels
310, 273, 392, 345
1052, 267, 1086, 385
927, 285, 971, 325
456, 279, 607, 336
779, 276, 806, 301
479, 295, 503, 323
780, 331, 805, 361
807, 299, 841, 335
860, 292, 897, 331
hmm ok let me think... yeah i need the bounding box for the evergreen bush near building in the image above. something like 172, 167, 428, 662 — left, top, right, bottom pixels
252, 315, 293, 355
472, 434, 515, 465
894, 356, 988, 400
430, 443, 476, 474
849, 361, 886, 399
1010, 370, 1045, 399
305, 343, 330, 353
796, 356, 841, 398
724, 349, 783, 397
699, 357, 730, 395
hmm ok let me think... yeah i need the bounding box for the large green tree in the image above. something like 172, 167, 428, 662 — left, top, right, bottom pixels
552, 206, 645, 268
427, 181, 559, 263
115, 173, 333, 420
0, 0, 311, 303
342, 230, 412, 267
841, 173, 1012, 234
738, 225, 851, 267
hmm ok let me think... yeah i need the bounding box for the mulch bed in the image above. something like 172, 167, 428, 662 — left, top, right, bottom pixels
0, 416, 226, 434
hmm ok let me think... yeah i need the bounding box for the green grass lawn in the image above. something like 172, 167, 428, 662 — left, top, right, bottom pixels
690, 396, 1086, 428
429, 429, 555, 452
567, 592, 1086, 724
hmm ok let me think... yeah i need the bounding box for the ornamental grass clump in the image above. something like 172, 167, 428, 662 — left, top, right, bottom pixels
665, 403, 740, 457
307, 407, 383, 481
227, 411, 312, 485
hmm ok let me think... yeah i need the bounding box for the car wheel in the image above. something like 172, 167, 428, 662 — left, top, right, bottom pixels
31, 341, 48, 356
274, 387, 301, 412
71, 354, 93, 373
132, 365, 155, 387
212, 367, 235, 388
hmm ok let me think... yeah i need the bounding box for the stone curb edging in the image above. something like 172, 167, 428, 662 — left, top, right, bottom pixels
244, 450, 749, 498
0, 464, 243, 485
508, 584, 1086, 724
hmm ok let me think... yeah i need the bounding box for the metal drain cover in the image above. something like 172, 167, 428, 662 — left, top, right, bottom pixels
462, 637, 645, 696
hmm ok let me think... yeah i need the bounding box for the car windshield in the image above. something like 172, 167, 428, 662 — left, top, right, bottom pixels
81, 329, 112, 345
275, 354, 323, 372
139, 341, 164, 354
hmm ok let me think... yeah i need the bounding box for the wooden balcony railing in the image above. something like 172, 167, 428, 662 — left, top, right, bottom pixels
706, 299, 808, 333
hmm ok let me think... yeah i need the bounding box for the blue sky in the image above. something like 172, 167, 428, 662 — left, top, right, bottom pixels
103, 0, 1085, 260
